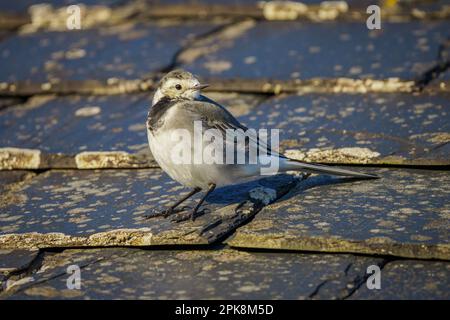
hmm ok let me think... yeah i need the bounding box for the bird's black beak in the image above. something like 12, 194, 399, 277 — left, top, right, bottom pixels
192, 83, 209, 90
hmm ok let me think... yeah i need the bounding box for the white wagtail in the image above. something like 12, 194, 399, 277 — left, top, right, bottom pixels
145, 70, 377, 221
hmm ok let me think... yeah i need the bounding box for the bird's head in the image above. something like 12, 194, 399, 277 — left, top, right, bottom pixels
152, 69, 209, 105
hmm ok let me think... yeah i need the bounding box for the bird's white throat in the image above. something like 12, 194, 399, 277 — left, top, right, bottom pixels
152, 88, 201, 106
152, 88, 164, 106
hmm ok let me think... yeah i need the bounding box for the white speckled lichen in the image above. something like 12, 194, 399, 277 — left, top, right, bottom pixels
249, 187, 277, 205
285, 147, 381, 164
75, 151, 147, 169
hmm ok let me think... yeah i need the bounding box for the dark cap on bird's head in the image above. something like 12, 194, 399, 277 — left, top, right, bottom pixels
153, 69, 209, 105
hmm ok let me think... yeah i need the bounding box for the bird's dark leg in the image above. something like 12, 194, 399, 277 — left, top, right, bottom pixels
189, 183, 216, 221
144, 187, 201, 219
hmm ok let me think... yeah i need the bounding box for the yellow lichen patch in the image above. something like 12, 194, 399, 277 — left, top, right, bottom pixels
75, 151, 147, 169
211, 249, 254, 263
65, 48, 87, 60
4, 276, 35, 291
261, 1, 350, 21
24, 286, 61, 298
241, 219, 274, 232
237, 284, 262, 293
409, 132, 450, 147
128, 123, 147, 132
0, 192, 28, 209
206, 92, 262, 117
315, 1, 348, 21
12, 95, 55, 113
175, 251, 210, 261
0, 148, 41, 169
97, 275, 122, 284
331, 78, 415, 93
261, 1, 308, 20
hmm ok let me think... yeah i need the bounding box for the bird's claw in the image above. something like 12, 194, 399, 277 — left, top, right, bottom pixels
143, 209, 170, 220
143, 206, 190, 220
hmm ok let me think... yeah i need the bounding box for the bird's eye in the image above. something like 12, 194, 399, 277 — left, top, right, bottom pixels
175, 84, 182, 90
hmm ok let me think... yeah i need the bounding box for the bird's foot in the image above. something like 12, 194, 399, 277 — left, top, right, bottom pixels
171, 208, 210, 223
143, 209, 169, 220
143, 206, 190, 220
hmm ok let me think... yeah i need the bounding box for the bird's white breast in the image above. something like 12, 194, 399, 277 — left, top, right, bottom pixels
146, 103, 265, 188
147, 106, 214, 188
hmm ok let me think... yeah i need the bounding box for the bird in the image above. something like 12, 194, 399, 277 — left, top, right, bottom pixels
145, 69, 378, 222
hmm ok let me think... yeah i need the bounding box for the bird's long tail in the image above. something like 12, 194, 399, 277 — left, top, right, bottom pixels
280, 158, 378, 179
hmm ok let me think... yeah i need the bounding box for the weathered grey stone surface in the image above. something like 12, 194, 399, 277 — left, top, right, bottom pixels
0, 21, 218, 83
3, 91, 448, 167
0, 93, 264, 154
0, 98, 23, 111
238, 93, 450, 165
0, 169, 296, 249
0, 171, 35, 194
0, 249, 39, 292
1, 248, 120, 296
0, 94, 147, 154
0, 0, 449, 301
350, 260, 450, 300
2, 0, 448, 19
0, 92, 265, 169
228, 167, 450, 260
1, 248, 383, 299
185, 21, 449, 80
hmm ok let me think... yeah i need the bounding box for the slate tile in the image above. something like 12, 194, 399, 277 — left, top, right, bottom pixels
0, 247, 119, 295
0, 98, 23, 111
0, 21, 218, 83
0, 168, 296, 248
185, 21, 449, 80
1, 91, 447, 167
237, 92, 450, 165
0, 249, 39, 274
139, 0, 450, 19
228, 167, 450, 260
0, 170, 35, 194
350, 260, 450, 300
0, 248, 39, 292
0, 94, 149, 154
397, 0, 450, 13
1, 248, 383, 299
0, 1, 122, 15
0, 92, 264, 161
